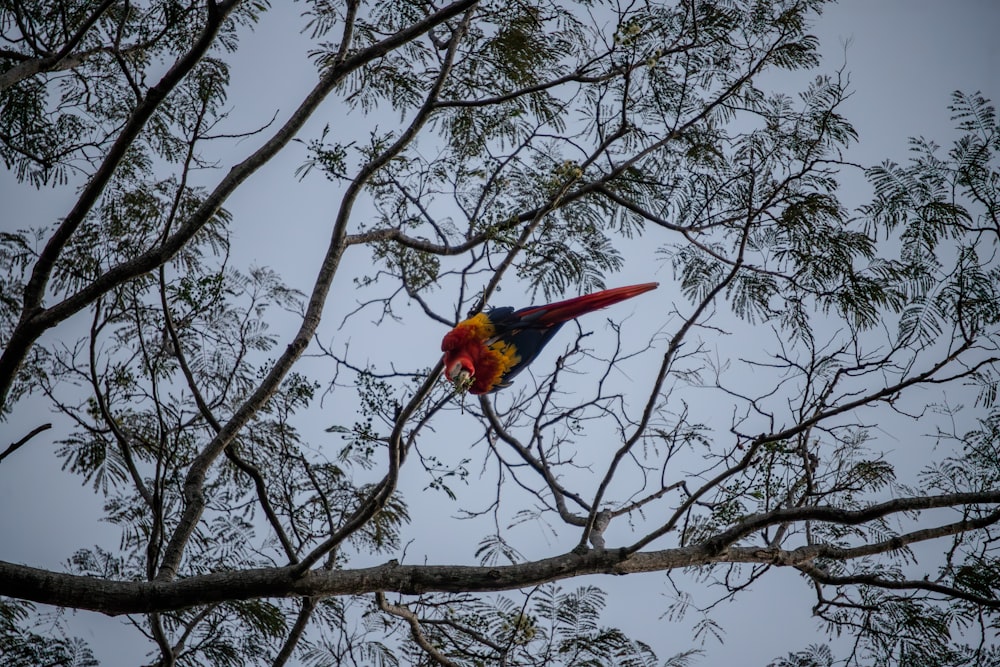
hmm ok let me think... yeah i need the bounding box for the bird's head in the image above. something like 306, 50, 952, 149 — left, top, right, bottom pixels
446, 356, 475, 393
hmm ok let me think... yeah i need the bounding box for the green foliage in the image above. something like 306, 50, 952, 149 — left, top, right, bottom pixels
299, 597, 401, 667
0, 598, 97, 667
0, 1, 266, 188
862, 92, 1000, 348
767, 643, 834, 667
391, 584, 664, 666
475, 532, 523, 565
3, 1, 1000, 666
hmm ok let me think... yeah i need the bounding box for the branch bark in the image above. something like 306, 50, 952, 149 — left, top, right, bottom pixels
3, 491, 996, 616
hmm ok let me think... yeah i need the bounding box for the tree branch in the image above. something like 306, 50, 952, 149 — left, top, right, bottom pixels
377, 592, 460, 667
4, 492, 996, 616
0, 422, 52, 464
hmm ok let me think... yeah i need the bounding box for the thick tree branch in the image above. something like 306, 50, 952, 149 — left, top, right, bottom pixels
5, 488, 998, 617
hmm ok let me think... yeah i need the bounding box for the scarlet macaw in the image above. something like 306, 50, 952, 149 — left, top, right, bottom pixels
441, 282, 658, 394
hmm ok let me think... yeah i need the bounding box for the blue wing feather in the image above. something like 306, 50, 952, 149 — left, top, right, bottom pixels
485, 306, 566, 391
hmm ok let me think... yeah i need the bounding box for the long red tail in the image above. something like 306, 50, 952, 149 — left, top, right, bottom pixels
518, 282, 658, 324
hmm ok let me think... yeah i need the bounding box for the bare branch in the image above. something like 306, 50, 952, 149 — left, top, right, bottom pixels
377, 592, 461, 667
0, 422, 52, 464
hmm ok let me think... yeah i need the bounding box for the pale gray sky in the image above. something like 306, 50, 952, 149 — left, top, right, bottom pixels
2, 1, 998, 665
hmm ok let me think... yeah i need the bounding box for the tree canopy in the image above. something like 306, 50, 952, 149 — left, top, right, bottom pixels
1, 1, 999, 665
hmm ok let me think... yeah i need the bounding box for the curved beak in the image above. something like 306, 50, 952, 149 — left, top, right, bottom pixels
447, 358, 475, 393
454, 369, 474, 392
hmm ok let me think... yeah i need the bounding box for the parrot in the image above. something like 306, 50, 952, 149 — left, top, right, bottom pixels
441, 282, 658, 394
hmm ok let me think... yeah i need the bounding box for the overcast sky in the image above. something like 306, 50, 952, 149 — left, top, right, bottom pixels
2, 1, 999, 665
